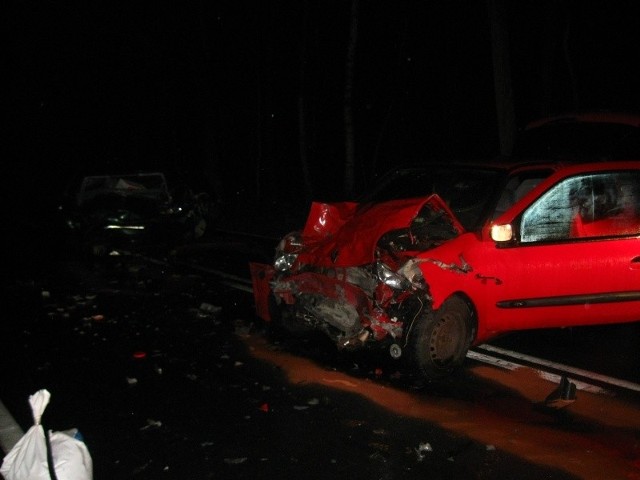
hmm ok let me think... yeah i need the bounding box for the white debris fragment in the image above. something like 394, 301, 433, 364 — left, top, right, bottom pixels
415, 442, 433, 461
486, 444, 496, 451
141, 419, 162, 430
224, 457, 248, 465
293, 406, 309, 411
126, 377, 138, 385
307, 398, 320, 406
41, 291, 51, 298
199, 303, 222, 314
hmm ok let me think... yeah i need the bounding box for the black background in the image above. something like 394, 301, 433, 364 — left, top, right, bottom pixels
6, 1, 640, 218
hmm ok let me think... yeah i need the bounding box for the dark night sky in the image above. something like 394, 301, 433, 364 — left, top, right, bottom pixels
6, 1, 640, 216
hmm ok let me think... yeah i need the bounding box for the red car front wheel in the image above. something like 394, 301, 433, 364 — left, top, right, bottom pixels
409, 296, 474, 378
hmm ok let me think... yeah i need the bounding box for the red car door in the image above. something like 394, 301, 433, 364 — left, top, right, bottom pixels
476, 169, 640, 341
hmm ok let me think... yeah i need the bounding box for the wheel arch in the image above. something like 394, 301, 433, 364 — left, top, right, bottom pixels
406, 292, 477, 379
447, 291, 478, 345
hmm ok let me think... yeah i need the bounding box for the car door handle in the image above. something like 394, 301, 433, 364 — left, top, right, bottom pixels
631, 257, 640, 269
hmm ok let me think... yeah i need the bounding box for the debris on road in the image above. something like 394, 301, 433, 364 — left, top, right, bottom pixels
199, 302, 222, 315
415, 442, 433, 461
140, 419, 162, 430
224, 457, 248, 465
544, 375, 577, 409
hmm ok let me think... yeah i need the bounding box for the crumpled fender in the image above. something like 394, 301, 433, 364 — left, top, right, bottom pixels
250, 262, 276, 321
299, 195, 463, 267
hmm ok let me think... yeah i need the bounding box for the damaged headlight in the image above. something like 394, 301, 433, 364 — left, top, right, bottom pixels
376, 260, 428, 292
398, 259, 428, 291
274, 231, 303, 272
376, 262, 410, 290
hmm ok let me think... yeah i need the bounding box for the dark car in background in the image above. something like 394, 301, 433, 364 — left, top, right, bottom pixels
60, 172, 211, 256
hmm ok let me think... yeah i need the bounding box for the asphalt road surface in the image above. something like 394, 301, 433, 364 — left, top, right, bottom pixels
1, 228, 639, 479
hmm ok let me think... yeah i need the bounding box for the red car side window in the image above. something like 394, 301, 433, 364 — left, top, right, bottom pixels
521, 171, 640, 243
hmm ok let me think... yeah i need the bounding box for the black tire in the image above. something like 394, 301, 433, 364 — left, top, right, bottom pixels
409, 296, 473, 379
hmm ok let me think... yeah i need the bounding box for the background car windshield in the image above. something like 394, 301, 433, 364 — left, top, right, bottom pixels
79, 174, 169, 204
363, 167, 502, 230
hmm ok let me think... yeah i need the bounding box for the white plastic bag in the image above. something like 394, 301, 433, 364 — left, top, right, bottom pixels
0, 389, 92, 480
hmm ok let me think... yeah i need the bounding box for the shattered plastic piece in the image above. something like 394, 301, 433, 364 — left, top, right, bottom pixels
41, 291, 50, 299
126, 377, 138, 385
199, 303, 222, 315
544, 375, 577, 409
140, 419, 162, 430
415, 442, 433, 461
91, 315, 105, 322
224, 457, 248, 465
259, 403, 270, 412
369, 451, 387, 463
133, 351, 147, 359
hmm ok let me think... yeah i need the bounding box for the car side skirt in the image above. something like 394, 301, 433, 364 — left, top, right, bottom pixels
496, 291, 640, 309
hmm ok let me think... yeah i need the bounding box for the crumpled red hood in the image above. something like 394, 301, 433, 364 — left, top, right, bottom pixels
298, 194, 464, 267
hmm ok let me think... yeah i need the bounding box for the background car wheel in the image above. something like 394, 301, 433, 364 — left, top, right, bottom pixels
409, 296, 473, 379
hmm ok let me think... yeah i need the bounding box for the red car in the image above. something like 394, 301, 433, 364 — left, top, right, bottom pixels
250, 161, 640, 378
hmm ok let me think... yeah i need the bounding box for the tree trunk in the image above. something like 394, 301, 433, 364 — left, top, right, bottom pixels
298, 0, 313, 202
343, 0, 359, 197
487, 0, 516, 156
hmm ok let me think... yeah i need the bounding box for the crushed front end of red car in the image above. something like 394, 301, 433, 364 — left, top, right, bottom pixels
250, 194, 466, 362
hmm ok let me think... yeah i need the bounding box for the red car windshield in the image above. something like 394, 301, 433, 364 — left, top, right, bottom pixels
361, 166, 504, 231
